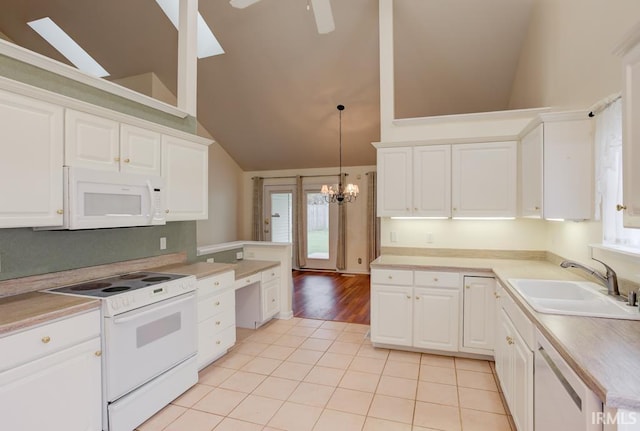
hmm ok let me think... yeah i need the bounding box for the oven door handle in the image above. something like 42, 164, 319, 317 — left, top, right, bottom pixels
111, 293, 195, 325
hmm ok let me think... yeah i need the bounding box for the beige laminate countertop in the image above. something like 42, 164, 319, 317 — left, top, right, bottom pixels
152, 260, 279, 281
372, 255, 640, 411
0, 292, 100, 337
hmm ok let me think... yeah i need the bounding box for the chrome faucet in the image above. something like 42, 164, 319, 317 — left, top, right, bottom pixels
560, 258, 620, 297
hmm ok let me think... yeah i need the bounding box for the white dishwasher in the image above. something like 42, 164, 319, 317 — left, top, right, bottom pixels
534, 328, 602, 431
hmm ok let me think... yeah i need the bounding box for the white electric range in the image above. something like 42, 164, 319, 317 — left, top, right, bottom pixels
48, 271, 197, 431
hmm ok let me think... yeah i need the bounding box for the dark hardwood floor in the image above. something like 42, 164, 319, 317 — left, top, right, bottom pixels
292, 270, 370, 325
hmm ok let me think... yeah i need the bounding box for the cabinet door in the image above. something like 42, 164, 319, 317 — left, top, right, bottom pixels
262, 279, 280, 320
370, 284, 413, 346
413, 145, 451, 217
0, 90, 64, 227
120, 124, 161, 176
0, 337, 102, 431
520, 124, 543, 218
377, 147, 412, 216
452, 142, 517, 218
622, 40, 640, 227
413, 287, 459, 351
462, 276, 495, 352
512, 328, 534, 431
65, 109, 119, 171
495, 309, 513, 399
161, 135, 208, 221
543, 119, 593, 221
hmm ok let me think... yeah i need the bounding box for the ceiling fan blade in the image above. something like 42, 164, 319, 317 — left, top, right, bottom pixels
310, 0, 335, 34
230, 0, 262, 9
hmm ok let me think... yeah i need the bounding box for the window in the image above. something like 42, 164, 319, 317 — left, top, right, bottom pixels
595, 98, 640, 248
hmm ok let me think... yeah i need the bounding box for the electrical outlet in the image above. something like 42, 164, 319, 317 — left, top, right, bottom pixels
160, 237, 167, 250
358, 257, 362, 264
236, 251, 244, 260
390, 231, 397, 242
206, 258, 215, 263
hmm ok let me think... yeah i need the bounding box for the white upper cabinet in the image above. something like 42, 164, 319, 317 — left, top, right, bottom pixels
519, 114, 593, 221
0, 89, 64, 228
619, 29, 640, 227
162, 135, 208, 221
377, 147, 412, 216
65, 109, 120, 171
377, 144, 451, 217
451, 141, 517, 218
66, 110, 162, 176
413, 145, 451, 217
520, 124, 543, 218
120, 124, 162, 176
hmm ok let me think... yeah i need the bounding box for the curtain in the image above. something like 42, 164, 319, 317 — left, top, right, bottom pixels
594, 98, 640, 246
336, 173, 347, 271
251, 177, 264, 241
367, 171, 380, 266
294, 176, 307, 268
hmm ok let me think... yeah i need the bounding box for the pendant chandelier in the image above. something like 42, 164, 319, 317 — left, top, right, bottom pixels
321, 104, 359, 204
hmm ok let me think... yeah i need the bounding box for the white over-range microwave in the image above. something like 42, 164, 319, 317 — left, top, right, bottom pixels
45, 167, 166, 230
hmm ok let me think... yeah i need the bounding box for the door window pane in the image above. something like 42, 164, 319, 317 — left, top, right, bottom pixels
306, 193, 329, 259
271, 192, 292, 243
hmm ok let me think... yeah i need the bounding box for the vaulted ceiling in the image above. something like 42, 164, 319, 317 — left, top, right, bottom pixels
0, 0, 534, 171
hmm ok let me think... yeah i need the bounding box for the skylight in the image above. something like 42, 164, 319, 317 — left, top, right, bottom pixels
27, 17, 109, 78
155, 0, 225, 59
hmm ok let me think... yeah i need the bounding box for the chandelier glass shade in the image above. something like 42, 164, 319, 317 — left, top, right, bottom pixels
321, 104, 359, 204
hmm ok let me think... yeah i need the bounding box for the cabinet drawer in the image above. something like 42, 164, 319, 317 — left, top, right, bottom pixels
235, 273, 262, 289
0, 309, 100, 372
197, 289, 235, 323
197, 323, 236, 369
500, 282, 535, 350
197, 271, 234, 299
371, 269, 413, 286
414, 271, 459, 288
261, 266, 280, 283
199, 308, 235, 336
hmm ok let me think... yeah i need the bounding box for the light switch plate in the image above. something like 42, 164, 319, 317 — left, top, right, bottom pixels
236, 251, 244, 260
160, 237, 167, 250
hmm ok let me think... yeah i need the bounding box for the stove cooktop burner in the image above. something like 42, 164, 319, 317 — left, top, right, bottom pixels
49, 271, 188, 298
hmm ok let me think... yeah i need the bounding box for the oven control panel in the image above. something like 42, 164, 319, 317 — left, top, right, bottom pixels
104, 276, 196, 317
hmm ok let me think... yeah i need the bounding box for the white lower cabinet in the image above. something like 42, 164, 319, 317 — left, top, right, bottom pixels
0, 310, 102, 431
494, 282, 534, 431
235, 266, 282, 329
196, 271, 236, 369
462, 275, 495, 353
413, 287, 459, 351
371, 269, 460, 352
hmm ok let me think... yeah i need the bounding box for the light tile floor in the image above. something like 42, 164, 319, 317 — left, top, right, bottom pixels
137, 318, 516, 431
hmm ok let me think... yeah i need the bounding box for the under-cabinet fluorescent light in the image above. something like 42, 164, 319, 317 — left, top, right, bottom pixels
390, 217, 449, 220
27, 17, 109, 78
155, 0, 225, 58
452, 217, 516, 221
545, 218, 565, 222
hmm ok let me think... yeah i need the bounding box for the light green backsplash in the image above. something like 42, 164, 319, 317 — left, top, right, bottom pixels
0, 54, 201, 281
0, 222, 196, 281
0, 54, 197, 134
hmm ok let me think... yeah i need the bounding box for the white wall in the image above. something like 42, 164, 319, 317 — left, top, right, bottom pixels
382, 218, 548, 251
509, 0, 640, 110
241, 165, 376, 274
196, 141, 243, 246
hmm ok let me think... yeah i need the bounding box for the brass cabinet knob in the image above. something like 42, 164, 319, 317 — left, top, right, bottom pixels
124, 158, 130, 163
465, 285, 470, 289
617, 204, 627, 211
214, 281, 220, 286
114, 157, 120, 162
494, 291, 501, 299
406, 295, 411, 299
415, 296, 420, 300
95, 350, 102, 357
534, 206, 540, 210
215, 321, 221, 325
165, 209, 170, 213
56, 209, 64, 215
388, 275, 393, 279
272, 298, 276, 302
433, 277, 439, 282
215, 301, 220, 306
506, 336, 514, 345
216, 340, 221, 345
41, 336, 51, 344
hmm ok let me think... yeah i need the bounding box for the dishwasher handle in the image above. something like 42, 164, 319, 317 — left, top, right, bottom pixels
538, 345, 582, 410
